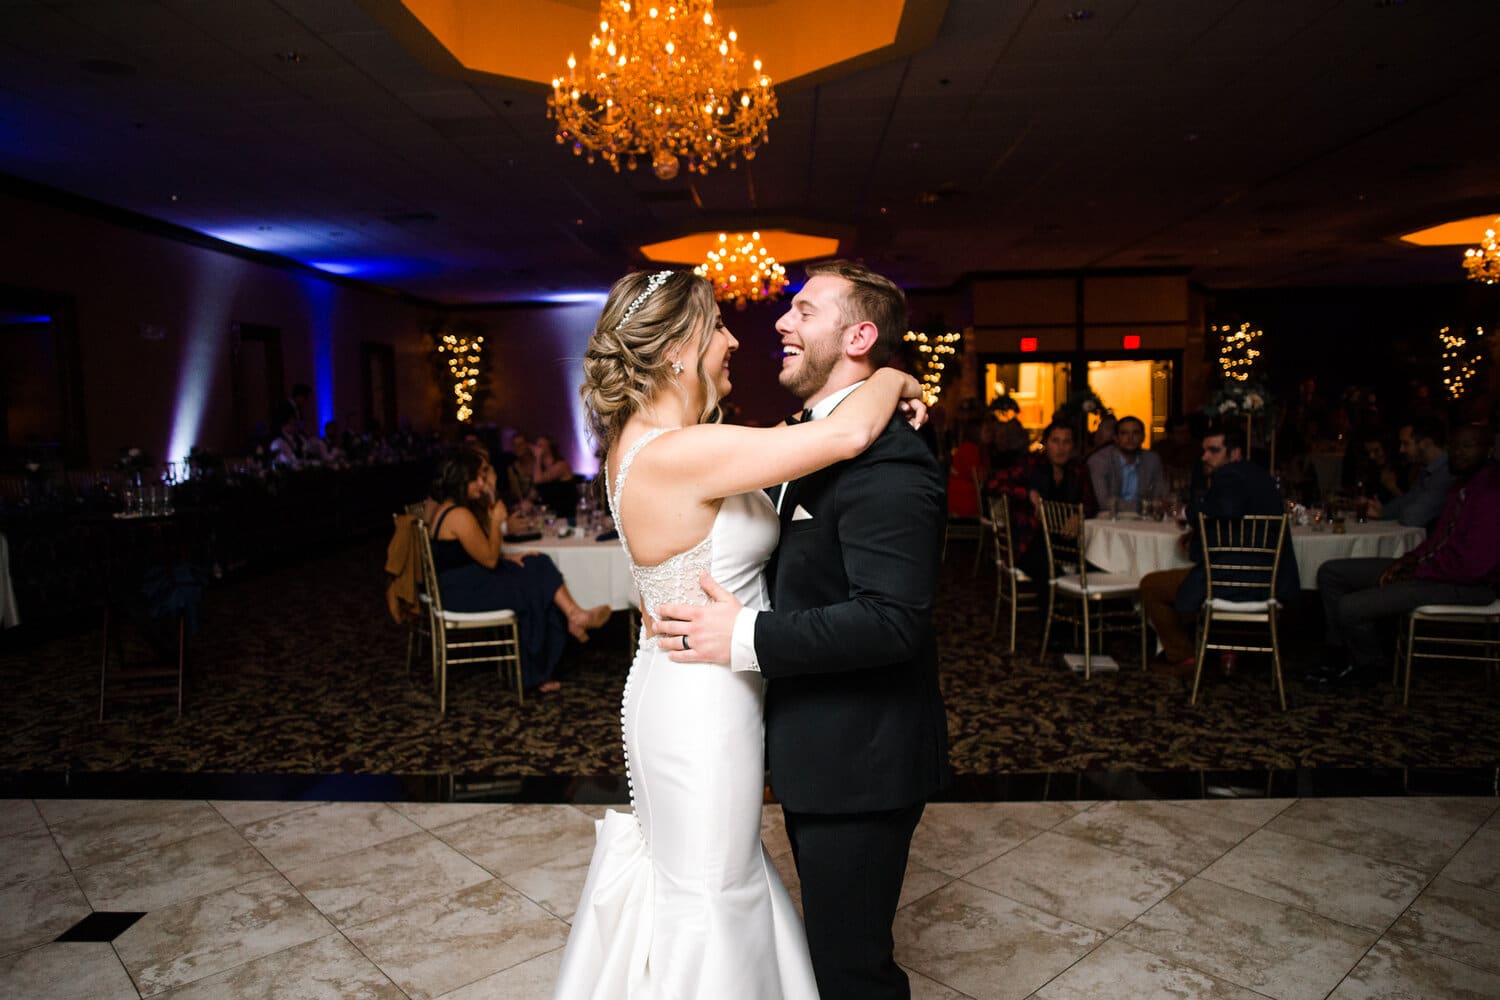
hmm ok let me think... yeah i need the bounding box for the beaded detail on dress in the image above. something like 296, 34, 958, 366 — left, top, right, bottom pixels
607, 427, 714, 619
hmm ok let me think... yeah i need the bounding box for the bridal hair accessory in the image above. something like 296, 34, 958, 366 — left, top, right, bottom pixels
616, 270, 674, 330
671, 361, 685, 375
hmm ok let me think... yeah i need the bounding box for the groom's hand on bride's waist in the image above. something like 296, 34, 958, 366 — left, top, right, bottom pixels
653, 573, 741, 665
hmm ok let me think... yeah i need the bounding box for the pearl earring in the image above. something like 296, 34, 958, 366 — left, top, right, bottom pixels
672, 361, 685, 375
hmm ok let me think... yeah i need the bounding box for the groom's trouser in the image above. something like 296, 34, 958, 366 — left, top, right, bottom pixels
783, 801, 925, 1000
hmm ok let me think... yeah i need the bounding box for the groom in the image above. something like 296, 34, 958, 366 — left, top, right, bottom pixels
655, 260, 950, 1000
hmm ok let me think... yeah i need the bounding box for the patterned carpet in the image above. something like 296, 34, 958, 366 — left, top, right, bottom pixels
2, 534, 1497, 776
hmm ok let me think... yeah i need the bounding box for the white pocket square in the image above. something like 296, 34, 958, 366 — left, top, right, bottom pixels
790, 504, 814, 521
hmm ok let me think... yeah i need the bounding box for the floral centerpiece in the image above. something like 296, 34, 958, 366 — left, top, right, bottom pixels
1206, 381, 1277, 464
1206, 380, 1274, 419
1051, 388, 1112, 440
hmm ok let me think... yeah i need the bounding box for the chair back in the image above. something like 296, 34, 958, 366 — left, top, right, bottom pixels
1198, 513, 1287, 603
989, 493, 1019, 571
1038, 499, 1086, 584
971, 467, 994, 523
412, 517, 446, 619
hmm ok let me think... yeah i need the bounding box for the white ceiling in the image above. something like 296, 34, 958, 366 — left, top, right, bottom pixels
2, 0, 1498, 304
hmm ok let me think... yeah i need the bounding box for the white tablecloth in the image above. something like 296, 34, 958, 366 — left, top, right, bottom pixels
1083, 517, 1426, 589
0, 532, 17, 628
1291, 521, 1426, 583
523, 534, 638, 611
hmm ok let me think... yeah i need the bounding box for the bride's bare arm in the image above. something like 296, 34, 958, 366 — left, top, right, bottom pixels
638, 368, 923, 503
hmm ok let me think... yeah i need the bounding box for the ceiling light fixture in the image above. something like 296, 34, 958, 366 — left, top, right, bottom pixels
548, 0, 777, 181
1462, 221, 1500, 285
693, 232, 787, 309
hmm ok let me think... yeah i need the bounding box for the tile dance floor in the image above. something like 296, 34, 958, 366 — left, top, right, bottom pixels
3, 795, 1499, 999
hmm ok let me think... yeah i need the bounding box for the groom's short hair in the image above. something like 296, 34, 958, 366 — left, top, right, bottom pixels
804, 260, 907, 367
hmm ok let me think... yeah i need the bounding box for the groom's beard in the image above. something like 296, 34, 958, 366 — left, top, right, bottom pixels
778, 336, 841, 402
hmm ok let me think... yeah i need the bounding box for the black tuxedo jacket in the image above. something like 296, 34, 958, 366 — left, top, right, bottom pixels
757, 414, 951, 814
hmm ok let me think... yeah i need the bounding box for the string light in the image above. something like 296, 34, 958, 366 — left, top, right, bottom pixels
436, 332, 485, 423
1439, 325, 1484, 400
902, 329, 962, 405
1214, 322, 1263, 382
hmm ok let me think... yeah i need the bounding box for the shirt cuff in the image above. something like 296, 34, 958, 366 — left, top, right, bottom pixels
730, 607, 761, 673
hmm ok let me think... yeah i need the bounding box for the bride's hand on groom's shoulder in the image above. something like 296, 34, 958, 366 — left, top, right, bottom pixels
898, 397, 928, 430
653, 573, 741, 665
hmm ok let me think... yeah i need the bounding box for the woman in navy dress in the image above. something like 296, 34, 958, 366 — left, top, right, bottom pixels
428, 447, 611, 692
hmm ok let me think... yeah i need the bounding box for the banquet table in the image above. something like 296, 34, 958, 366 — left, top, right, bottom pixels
1083, 516, 1426, 588
521, 532, 638, 612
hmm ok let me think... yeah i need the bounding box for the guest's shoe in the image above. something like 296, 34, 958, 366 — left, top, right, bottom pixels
1149, 654, 1197, 678
1306, 661, 1370, 688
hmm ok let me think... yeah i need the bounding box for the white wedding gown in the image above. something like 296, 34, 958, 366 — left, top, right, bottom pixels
552, 428, 818, 1000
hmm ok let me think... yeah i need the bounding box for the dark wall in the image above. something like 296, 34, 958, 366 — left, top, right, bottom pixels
1209, 283, 1499, 422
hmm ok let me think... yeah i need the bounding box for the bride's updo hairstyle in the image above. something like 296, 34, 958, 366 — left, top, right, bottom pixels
580, 269, 721, 457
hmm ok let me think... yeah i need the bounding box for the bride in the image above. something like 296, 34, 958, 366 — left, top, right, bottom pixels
554, 270, 924, 999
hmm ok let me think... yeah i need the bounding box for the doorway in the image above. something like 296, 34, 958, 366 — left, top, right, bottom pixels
231, 323, 284, 449
0, 285, 86, 468
981, 354, 1178, 447
361, 342, 397, 435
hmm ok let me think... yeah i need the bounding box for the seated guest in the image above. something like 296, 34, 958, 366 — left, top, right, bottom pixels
1086, 414, 1117, 459
534, 434, 573, 484
1354, 428, 1403, 503
532, 434, 578, 512
316, 419, 347, 465
987, 412, 1030, 469
1143, 424, 1298, 676
947, 417, 985, 518
427, 447, 611, 692
503, 431, 535, 503
1086, 414, 1166, 510
987, 421, 1097, 582
1153, 413, 1200, 492
268, 406, 305, 468
1364, 417, 1449, 529
1311, 424, 1499, 686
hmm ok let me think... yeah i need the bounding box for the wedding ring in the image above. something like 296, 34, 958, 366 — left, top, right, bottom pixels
681, 635, 690, 651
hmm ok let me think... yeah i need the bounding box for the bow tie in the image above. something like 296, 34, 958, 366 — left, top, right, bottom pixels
787, 408, 814, 426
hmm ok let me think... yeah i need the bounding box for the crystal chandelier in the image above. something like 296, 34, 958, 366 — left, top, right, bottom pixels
548, 1, 778, 181
693, 232, 788, 308
1463, 221, 1500, 284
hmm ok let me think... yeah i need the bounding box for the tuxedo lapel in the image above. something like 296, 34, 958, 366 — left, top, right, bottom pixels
767, 477, 800, 593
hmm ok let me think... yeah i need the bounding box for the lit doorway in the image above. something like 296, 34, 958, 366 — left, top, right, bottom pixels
983, 360, 1070, 447
1084, 359, 1175, 447
982, 355, 1177, 447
